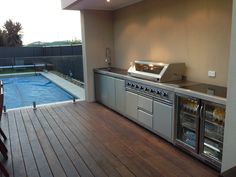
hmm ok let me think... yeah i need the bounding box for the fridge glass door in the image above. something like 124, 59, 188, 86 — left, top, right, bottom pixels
200, 102, 225, 165
176, 95, 200, 151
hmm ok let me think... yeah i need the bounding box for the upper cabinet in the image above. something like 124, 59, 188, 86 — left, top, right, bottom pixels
61, 0, 143, 10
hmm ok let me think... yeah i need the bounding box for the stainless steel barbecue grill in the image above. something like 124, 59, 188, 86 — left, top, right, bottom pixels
128, 60, 185, 82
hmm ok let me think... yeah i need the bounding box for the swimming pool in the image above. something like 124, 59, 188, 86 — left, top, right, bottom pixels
1, 74, 76, 109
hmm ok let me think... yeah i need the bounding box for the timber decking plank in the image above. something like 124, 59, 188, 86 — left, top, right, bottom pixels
1, 113, 13, 177
83, 102, 219, 177
26, 108, 67, 177
76, 103, 187, 177
52, 105, 135, 177
8, 111, 27, 177
32, 108, 80, 177
40, 106, 94, 177
14, 109, 40, 177
64, 104, 163, 177
49, 105, 111, 177
2, 102, 218, 177
49, 105, 110, 177
77, 102, 218, 177
20, 109, 53, 177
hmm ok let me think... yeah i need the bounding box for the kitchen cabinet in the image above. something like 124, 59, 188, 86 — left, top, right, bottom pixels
153, 101, 173, 142
115, 78, 125, 114
125, 91, 138, 121
94, 73, 106, 103
94, 73, 115, 109
95, 73, 125, 113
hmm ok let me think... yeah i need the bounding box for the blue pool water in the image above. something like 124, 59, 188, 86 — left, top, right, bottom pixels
1, 74, 75, 109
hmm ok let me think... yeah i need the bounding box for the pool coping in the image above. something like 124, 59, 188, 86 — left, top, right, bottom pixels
41, 72, 85, 101
0, 72, 85, 111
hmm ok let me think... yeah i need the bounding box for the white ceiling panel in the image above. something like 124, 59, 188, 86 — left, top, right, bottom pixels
63, 0, 143, 11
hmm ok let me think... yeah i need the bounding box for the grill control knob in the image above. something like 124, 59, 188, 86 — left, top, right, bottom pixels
131, 84, 135, 88
127, 82, 131, 86
145, 88, 149, 92
162, 92, 168, 98
140, 86, 144, 90
135, 85, 139, 89
150, 89, 155, 93
156, 90, 161, 95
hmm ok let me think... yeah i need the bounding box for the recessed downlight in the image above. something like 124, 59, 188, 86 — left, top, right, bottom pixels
107, 0, 110, 2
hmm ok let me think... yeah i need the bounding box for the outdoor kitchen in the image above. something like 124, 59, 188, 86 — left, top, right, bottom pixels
2, 0, 236, 177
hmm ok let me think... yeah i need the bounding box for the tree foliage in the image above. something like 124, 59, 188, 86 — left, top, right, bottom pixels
0, 19, 23, 47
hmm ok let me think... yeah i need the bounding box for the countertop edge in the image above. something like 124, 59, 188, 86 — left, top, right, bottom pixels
94, 68, 227, 105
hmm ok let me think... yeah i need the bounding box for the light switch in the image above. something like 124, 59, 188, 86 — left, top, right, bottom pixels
208, 71, 216, 78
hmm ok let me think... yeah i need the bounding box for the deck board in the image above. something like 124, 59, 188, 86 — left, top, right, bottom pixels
1, 102, 219, 177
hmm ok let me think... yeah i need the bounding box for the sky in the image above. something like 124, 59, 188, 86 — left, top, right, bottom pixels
0, 0, 81, 45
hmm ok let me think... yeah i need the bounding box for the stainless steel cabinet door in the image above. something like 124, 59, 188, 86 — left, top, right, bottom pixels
94, 73, 101, 102
94, 73, 106, 103
94, 74, 115, 109
153, 101, 173, 142
106, 75, 116, 109
125, 91, 138, 121
115, 78, 125, 114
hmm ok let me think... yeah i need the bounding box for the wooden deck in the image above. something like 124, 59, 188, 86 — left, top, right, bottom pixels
1, 102, 219, 177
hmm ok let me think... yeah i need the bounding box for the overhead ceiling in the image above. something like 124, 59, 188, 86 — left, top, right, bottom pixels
64, 0, 143, 11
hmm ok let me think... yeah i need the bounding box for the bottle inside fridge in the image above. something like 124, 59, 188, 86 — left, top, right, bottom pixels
176, 96, 200, 150
201, 103, 225, 164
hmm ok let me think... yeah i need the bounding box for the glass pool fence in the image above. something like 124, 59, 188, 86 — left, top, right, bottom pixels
0, 55, 84, 83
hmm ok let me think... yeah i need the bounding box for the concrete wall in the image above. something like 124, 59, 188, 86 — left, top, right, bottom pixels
81, 10, 114, 102
222, 0, 236, 172
113, 0, 232, 86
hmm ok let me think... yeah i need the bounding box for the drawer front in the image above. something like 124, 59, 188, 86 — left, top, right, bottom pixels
138, 109, 153, 128
138, 95, 153, 113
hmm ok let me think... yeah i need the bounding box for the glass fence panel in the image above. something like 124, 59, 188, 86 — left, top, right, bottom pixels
0, 55, 84, 82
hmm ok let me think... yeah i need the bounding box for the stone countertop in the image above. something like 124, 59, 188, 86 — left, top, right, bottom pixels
94, 67, 227, 105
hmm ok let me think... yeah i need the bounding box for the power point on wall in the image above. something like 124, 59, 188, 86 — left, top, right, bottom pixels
208, 71, 216, 78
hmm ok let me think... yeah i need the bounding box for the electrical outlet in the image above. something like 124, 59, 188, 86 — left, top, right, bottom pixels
208, 71, 216, 78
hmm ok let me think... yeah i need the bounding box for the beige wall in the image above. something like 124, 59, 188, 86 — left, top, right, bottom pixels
113, 0, 232, 86
81, 10, 114, 102
222, 0, 236, 172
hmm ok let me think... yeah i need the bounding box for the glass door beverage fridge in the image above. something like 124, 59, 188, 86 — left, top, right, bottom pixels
199, 101, 225, 169
175, 94, 225, 170
175, 95, 200, 153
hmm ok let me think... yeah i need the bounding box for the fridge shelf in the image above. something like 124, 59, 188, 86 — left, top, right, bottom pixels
180, 110, 198, 118
205, 108, 225, 125
205, 119, 224, 128
181, 122, 196, 132
204, 142, 221, 153
204, 134, 223, 144
203, 150, 221, 162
